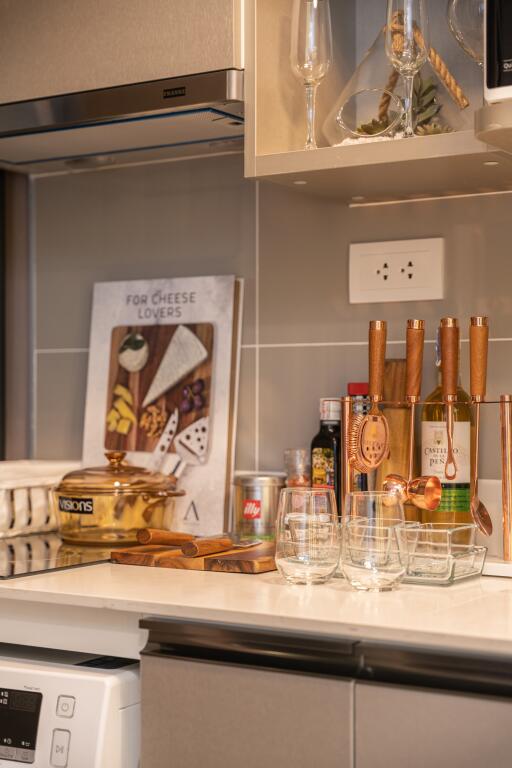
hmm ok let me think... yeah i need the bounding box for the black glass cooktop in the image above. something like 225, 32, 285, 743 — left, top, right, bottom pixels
0, 533, 110, 579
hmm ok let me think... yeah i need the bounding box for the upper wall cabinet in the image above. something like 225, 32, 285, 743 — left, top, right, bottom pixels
244, 0, 512, 203
0, 0, 243, 103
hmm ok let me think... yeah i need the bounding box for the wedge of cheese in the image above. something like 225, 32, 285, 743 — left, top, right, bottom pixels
142, 325, 208, 408
175, 417, 209, 464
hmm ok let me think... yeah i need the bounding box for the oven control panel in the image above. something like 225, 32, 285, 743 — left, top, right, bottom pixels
0, 649, 140, 768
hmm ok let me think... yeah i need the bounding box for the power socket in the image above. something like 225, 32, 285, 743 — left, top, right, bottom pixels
349, 238, 444, 304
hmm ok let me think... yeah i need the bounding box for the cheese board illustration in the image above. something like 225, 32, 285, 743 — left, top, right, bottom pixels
105, 323, 213, 457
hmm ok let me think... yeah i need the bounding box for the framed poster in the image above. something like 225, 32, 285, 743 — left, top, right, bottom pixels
82, 275, 242, 535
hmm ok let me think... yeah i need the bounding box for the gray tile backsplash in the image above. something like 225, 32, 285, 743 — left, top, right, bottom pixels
35, 351, 88, 459
29, 154, 512, 479
35, 153, 256, 349
260, 185, 512, 345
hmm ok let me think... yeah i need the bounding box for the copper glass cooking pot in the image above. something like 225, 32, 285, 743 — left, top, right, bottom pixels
52, 451, 184, 546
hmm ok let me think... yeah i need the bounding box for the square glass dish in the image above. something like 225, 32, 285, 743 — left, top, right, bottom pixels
403, 523, 487, 586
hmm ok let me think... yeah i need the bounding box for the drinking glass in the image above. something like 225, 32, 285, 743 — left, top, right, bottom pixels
385, 0, 430, 137
447, 0, 484, 67
291, 0, 333, 150
341, 491, 408, 591
275, 488, 340, 584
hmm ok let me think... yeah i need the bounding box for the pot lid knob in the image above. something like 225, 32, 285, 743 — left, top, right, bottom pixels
105, 451, 127, 468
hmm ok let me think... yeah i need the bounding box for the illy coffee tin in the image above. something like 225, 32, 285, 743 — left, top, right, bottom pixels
233, 473, 286, 540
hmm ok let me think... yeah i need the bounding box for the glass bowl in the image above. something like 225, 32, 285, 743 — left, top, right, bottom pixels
336, 88, 404, 140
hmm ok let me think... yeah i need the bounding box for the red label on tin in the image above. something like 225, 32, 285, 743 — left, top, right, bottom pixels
243, 500, 261, 519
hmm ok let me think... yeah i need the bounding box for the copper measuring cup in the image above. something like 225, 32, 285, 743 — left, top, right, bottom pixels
383, 320, 441, 511
349, 320, 390, 473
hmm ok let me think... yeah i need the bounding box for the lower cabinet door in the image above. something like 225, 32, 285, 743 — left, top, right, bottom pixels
141, 655, 354, 768
355, 681, 512, 768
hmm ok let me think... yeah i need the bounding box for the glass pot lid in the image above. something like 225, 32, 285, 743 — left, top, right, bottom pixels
54, 451, 182, 496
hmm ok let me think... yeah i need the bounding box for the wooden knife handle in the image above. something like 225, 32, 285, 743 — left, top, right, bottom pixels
470, 316, 489, 401
369, 320, 387, 401
440, 317, 459, 400
181, 536, 233, 558
406, 319, 425, 401
136, 529, 196, 546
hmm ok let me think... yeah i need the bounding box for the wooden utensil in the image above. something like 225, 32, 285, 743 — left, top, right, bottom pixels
349, 321, 390, 473
470, 316, 493, 536
181, 535, 234, 557
375, 360, 408, 491
440, 317, 459, 481
181, 534, 262, 557
383, 320, 441, 511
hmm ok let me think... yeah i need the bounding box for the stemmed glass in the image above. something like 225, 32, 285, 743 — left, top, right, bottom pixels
385, 0, 430, 137
291, 0, 333, 150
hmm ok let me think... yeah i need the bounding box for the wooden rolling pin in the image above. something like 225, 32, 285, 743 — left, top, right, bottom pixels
136, 529, 196, 546
181, 536, 234, 558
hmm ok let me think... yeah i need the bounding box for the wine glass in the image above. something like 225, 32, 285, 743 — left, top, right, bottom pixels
291, 0, 333, 150
447, 0, 484, 67
385, 0, 430, 138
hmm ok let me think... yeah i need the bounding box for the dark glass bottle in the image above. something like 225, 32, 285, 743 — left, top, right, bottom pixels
311, 398, 341, 515
486, 0, 512, 90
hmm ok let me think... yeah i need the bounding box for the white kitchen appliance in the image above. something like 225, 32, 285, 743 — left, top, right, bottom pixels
0, 645, 139, 767
485, 0, 512, 102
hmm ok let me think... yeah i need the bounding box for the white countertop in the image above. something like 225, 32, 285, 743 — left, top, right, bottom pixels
1, 564, 512, 657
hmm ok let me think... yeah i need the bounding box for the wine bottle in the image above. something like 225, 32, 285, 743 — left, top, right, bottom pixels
420, 333, 473, 526
311, 398, 341, 514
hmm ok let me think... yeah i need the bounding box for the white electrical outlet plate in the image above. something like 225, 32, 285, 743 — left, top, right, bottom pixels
349, 238, 444, 304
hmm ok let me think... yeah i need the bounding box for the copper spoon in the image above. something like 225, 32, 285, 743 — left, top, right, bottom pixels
470, 316, 492, 536
383, 319, 441, 511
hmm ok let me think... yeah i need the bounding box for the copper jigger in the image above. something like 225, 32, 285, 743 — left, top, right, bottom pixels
384, 472, 441, 511
383, 320, 441, 512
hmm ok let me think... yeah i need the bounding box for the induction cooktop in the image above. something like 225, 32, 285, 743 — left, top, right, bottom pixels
0, 533, 111, 579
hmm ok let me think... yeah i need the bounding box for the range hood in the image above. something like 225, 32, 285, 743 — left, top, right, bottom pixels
0, 69, 244, 173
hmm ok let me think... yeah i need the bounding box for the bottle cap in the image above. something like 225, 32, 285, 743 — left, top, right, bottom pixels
320, 398, 341, 421
347, 382, 369, 396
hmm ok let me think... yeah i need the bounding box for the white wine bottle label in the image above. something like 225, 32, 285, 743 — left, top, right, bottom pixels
421, 421, 471, 483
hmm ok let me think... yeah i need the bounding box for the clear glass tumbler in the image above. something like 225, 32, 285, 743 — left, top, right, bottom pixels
275, 488, 340, 585
341, 491, 408, 591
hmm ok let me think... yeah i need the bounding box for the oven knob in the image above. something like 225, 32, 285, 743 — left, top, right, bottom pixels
56, 695, 76, 718
50, 729, 70, 767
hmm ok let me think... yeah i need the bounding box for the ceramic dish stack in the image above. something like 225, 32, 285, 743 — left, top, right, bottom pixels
0, 461, 80, 538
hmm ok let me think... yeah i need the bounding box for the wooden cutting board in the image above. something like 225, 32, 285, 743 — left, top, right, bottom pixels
111, 542, 276, 574
105, 322, 213, 454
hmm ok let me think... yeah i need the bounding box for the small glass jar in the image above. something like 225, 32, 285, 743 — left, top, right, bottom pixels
284, 449, 311, 488
52, 451, 184, 546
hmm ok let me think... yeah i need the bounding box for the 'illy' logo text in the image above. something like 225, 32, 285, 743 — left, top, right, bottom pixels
58, 496, 94, 515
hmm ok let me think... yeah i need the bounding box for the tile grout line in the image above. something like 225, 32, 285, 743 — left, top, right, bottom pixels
254, 181, 260, 472
34, 337, 512, 355
36, 348, 89, 355
28, 177, 37, 458
241, 337, 512, 350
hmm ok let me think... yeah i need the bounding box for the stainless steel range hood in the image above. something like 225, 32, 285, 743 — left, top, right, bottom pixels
0, 69, 244, 173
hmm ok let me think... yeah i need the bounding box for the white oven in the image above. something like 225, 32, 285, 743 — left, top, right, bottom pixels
0, 644, 140, 768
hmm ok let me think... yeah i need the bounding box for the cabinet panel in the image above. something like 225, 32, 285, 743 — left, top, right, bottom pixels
142, 655, 353, 768
0, 0, 241, 104
356, 682, 512, 768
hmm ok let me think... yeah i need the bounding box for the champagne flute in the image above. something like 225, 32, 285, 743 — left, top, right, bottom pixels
291, 0, 333, 150
385, 0, 429, 137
